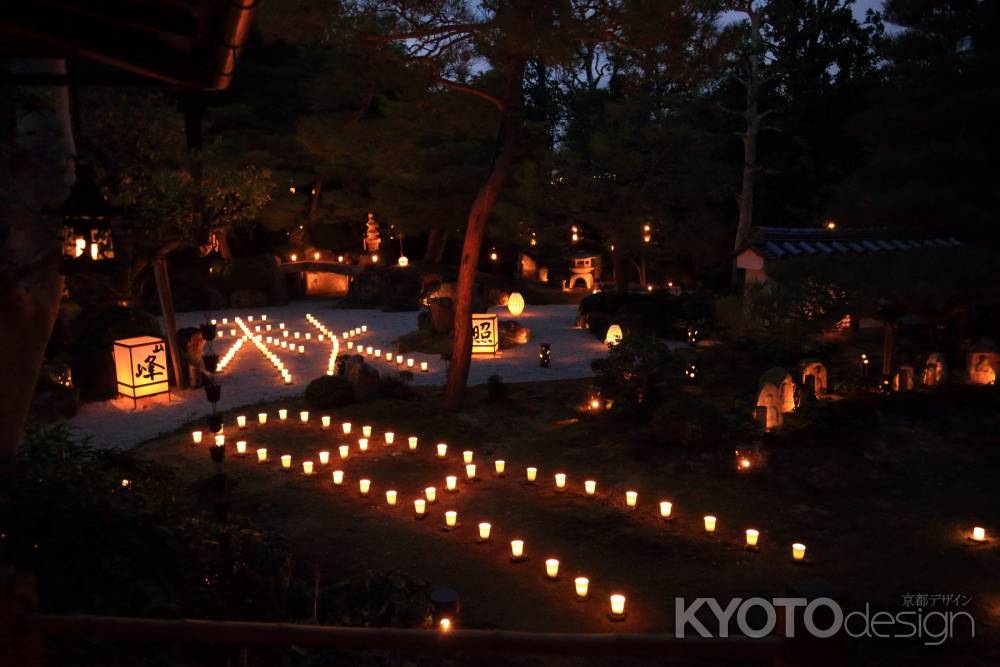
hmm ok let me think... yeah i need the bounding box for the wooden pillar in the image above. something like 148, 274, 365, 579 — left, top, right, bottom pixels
153, 258, 186, 390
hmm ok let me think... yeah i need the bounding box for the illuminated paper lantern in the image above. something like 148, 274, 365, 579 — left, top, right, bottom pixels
338, 445, 350, 459
554, 473, 567, 490
384, 432, 395, 446
972, 526, 987, 542
342, 422, 352, 435
359, 479, 371, 496
414, 499, 426, 517
471, 313, 499, 355
526, 467, 537, 483
358, 438, 368, 452
302, 461, 314, 475
257, 413, 268, 425
507, 292, 525, 316
385, 490, 397, 506
494, 460, 506, 476
465, 464, 477, 480
281, 455, 292, 470
113, 336, 169, 401
362, 425, 372, 438
235, 441, 247, 456
237, 415, 247, 429
191, 431, 202, 445
604, 324, 623, 346
437, 443, 448, 458
446, 475, 458, 492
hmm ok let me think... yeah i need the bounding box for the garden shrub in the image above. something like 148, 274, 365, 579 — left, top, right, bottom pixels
379, 372, 415, 400
223, 254, 279, 294
341, 266, 421, 310
305, 375, 355, 409
650, 395, 747, 449
591, 335, 680, 419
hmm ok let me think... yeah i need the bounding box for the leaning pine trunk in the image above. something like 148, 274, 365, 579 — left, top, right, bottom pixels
0, 59, 76, 469
443, 58, 525, 411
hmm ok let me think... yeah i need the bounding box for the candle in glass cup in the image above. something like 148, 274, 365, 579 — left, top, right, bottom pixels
465, 464, 477, 480
338, 445, 350, 460
445, 511, 458, 528
446, 475, 458, 492
792, 543, 807, 561
279, 409, 288, 421
610, 594, 626, 618
554, 473, 567, 490
585, 480, 597, 496
358, 438, 368, 452
257, 413, 268, 425
425, 487, 437, 503
511, 539, 525, 560
318, 450, 330, 465
332, 470, 344, 485
494, 460, 506, 476
362, 425, 372, 438
302, 461, 314, 475
237, 415, 247, 429
463, 450, 474, 464
281, 455, 292, 469
192, 430, 203, 445
408, 436, 418, 451
321, 416, 331, 429
625, 491, 638, 508
256, 448, 267, 463
414, 499, 426, 517
342, 422, 352, 435
436, 443, 448, 458
704, 515, 717, 532
545, 559, 560, 579
478, 522, 492, 541
359, 479, 371, 496
299, 411, 309, 424
236, 441, 247, 455
659, 501, 673, 519
575, 577, 589, 599
385, 490, 397, 506
384, 432, 395, 446
526, 467, 537, 483
746, 529, 760, 547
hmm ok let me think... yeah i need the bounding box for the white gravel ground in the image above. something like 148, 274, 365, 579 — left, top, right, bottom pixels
67, 301, 608, 450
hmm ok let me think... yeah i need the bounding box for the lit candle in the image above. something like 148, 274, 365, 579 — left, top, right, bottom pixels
972, 526, 987, 542
347, 341, 354, 350
318, 450, 330, 465
359, 479, 371, 496
446, 475, 457, 492
425, 487, 437, 503
545, 558, 560, 579
281, 455, 292, 470
625, 491, 638, 508
279, 409, 288, 421
338, 445, 349, 459
256, 448, 267, 463
321, 416, 331, 429
510, 539, 525, 560
236, 441, 247, 455
407, 358, 415, 368
554, 473, 567, 490
494, 460, 506, 476
386, 353, 393, 362
574, 577, 589, 599
610, 594, 626, 618
342, 422, 352, 435
463, 450, 474, 464
465, 464, 477, 480
526, 467, 537, 483
215, 434, 225, 447
358, 438, 368, 452
366, 346, 373, 355
421, 361, 429, 372
478, 522, 492, 541
704, 515, 717, 532
237, 415, 247, 429
258, 413, 268, 425
361, 325, 367, 333
408, 436, 418, 451
585, 480, 597, 495
386, 490, 397, 506
302, 461, 314, 475
746, 529, 760, 547
299, 411, 309, 424
332, 470, 344, 485
792, 543, 807, 561
437, 443, 448, 458
659, 501, 673, 519
445, 511, 457, 528
362, 425, 372, 438
414, 499, 426, 517
192, 430, 203, 445
384, 432, 395, 446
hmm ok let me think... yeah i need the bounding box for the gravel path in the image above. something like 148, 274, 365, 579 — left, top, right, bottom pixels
67, 301, 607, 450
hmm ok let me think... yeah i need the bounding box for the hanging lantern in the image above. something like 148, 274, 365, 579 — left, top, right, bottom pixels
61, 163, 116, 264
507, 292, 525, 317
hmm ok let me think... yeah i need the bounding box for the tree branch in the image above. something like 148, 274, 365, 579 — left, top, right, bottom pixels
434, 77, 505, 111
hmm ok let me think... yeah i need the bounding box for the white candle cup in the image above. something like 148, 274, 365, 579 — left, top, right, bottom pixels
610, 594, 627, 619
436, 443, 448, 458
659, 501, 673, 519
445, 511, 458, 529
510, 539, 525, 561
494, 460, 506, 476
366, 346, 373, 355
358, 438, 368, 452
237, 415, 247, 429
425, 487, 437, 503
465, 464, 477, 480
302, 461, 314, 475
478, 522, 492, 541
463, 450, 474, 464
545, 559, 560, 579
318, 451, 330, 465
386, 490, 397, 506
704, 515, 717, 533
321, 416, 331, 429
554, 473, 567, 490
299, 411, 309, 424
257, 413, 268, 425
281, 455, 292, 469
972, 526, 987, 542
342, 422, 352, 435
526, 467, 538, 483
574, 577, 589, 599
585, 480, 597, 496
332, 470, 344, 485
446, 475, 458, 492
338, 445, 350, 460
236, 441, 247, 456
362, 425, 372, 438
256, 448, 267, 463
384, 432, 395, 446
414, 499, 426, 518
361, 325, 367, 333
192, 430, 203, 445
279, 409, 288, 421
385, 353, 393, 362
408, 436, 418, 451
421, 361, 429, 372
792, 543, 807, 561
359, 479, 371, 496
625, 491, 638, 508
746, 529, 760, 548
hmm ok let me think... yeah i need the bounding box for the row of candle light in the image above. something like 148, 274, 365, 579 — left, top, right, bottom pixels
305, 313, 345, 377
234, 317, 294, 384
345, 343, 429, 372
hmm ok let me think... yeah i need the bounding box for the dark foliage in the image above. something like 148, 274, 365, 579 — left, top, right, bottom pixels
304, 375, 356, 409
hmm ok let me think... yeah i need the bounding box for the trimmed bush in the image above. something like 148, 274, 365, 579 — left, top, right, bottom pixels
305, 375, 355, 409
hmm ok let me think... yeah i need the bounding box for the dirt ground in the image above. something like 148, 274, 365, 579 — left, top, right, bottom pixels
137, 379, 1000, 665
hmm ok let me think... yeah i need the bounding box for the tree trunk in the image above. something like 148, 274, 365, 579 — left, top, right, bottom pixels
153, 257, 187, 390
0, 59, 76, 469
423, 228, 448, 263
443, 58, 525, 411
881, 320, 896, 377
732, 5, 764, 285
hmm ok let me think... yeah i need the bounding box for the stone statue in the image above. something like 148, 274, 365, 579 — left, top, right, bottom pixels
363, 212, 381, 253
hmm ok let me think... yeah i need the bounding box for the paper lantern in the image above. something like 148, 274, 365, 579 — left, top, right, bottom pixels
338, 445, 350, 460
279, 409, 288, 421
414, 499, 426, 517
362, 425, 372, 438
302, 461, 314, 475
471, 313, 499, 355
554, 473, 566, 490
526, 467, 537, 483
359, 479, 371, 496
237, 415, 247, 429
257, 413, 268, 425
386, 490, 397, 506
507, 292, 525, 316
437, 443, 448, 458
321, 416, 331, 429
281, 455, 292, 469
446, 475, 458, 492
384, 432, 395, 446
342, 422, 352, 435
191, 431, 202, 445
494, 460, 506, 476
604, 324, 623, 346
113, 336, 169, 401
972, 526, 987, 542
408, 436, 419, 450
465, 464, 477, 480
235, 441, 247, 455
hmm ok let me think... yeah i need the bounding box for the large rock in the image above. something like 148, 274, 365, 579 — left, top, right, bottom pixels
429, 298, 455, 334
339, 355, 381, 401
500, 320, 531, 348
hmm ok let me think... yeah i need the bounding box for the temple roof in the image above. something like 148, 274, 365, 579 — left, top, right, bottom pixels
742, 227, 962, 261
